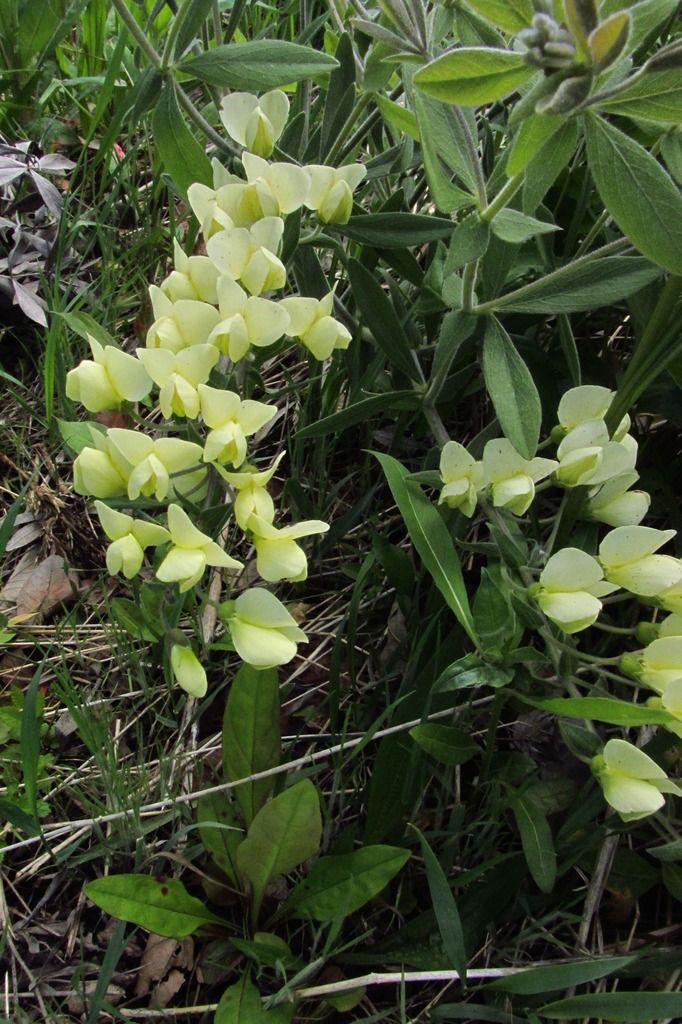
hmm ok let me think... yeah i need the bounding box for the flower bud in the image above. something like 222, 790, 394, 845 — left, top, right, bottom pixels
171, 644, 207, 698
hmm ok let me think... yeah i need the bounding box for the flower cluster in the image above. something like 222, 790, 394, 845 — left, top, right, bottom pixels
438, 385, 681, 822
66, 91, 366, 695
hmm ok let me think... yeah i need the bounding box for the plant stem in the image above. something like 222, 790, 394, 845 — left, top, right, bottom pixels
479, 173, 523, 222
325, 91, 372, 164
176, 85, 239, 157
471, 237, 631, 315
422, 401, 451, 446
461, 259, 479, 314
111, 0, 163, 67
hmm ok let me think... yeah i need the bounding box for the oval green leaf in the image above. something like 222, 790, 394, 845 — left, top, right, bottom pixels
585, 113, 682, 274
181, 41, 338, 91
510, 793, 556, 894
414, 47, 535, 106
152, 81, 211, 198
286, 845, 410, 922
410, 724, 479, 766
84, 874, 225, 938
223, 664, 280, 826
482, 317, 541, 459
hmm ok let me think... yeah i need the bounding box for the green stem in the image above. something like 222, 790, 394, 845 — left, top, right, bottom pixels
461, 259, 479, 314
111, 0, 162, 67
325, 92, 372, 165
176, 85, 238, 158
479, 173, 523, 222
574, 209, 611, 258
422, 402, 451, 447
471, 237, 631, 315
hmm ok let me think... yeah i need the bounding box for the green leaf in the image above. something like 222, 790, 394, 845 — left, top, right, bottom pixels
348, 260, 421, 381
216, 975, 292, 1023
84, 874, 225, 938
525, 695, 674, 727
596, 69, 682, 124
485, 956, 634, 994
662, 861, 682, 902
338, 213, 454, 248
510, 792, 556, 894
20, 665, 44, 821
59, 310, 116, 347
0, 796, 40, 837
507, 112, 567, 176
236, 780, 322, 918
647, 837, 682, 862
482, 317, 541, 459
372, 453, 478, 645
181, 41, 338, 90
171, 0, 215, 61
414, 94, 479, 211
377, 95, 420, 141
585, 114, 682, 275
444, 214, 491, 274
414, 48, 535, 106
490, 208, 559, 243
522, 119, 580, 214
499, 257, 662, 313
412, 825, 468, 981
152, 80, 212, 198
57, 419, 106, 455
197, 794, 243, 886
434, 654, 514, 692
539, 992, 682, 1020
588, 11, 631, 71
409, 724, 479, 766
295, 391, 420, 439
464, 0, 533, 32
286, 845, 410, 922
222, 664, 280, 826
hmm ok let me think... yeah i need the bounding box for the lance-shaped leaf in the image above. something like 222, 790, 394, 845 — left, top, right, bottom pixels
84, 875, 226, 938
152, 81, 212, 198
285, 845, 410, 921
181, 41, 337, 91
222, 664, 281, 826
414, 47, 535, 106
482, 318, 541, 459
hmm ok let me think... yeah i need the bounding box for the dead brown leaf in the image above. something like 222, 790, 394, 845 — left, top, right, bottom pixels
0, 551, 79, 622
135, 933, 194, 999
152, 968, 185, 1009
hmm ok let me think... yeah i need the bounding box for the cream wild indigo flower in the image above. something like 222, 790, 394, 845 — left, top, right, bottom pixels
106, 428, 204, 502
585, 471, 650, 527
225, 587, 307, 669
598, 526, 682, 597
199, 384, 277, 466
304, 163, 367, 224
554, 420, 637, 488
592, 738, 678, 821
66, 335, 152, 412
621, 636, 682, 695
170, 644, 208, 698
156, 503, 243, 592
215, 453, 285, 530
555, 385, 629, 440
220, 90, 289, 158
242, 152, 310, 218
161, 239, 220, 304
187, 181, 237, 238
136, 345, 219, 420
248, 514, 329, 582
653, 575, 682, 615
206, 218, 286, 295
73, 437, 129, 499
94, 500, 170, 579
279, 292, 351, 360
209, 275, 290, 361
146, 287, 221, 353
438, 441, 484, 518
530, 548, 618, 633
481, 438, 557, 516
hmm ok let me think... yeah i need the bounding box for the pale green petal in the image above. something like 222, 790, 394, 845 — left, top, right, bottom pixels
601, 775, 664, 817
276, 519, 329, 541
242, 151, 270, 182
536, 590, 602, 633
174, 300, 221, 345
187, 183, 217, 226
259, 90, 289, 139
171, 645, 208, 697
156, 545, 207, 584
603, 737, 668, 780
279, 297, 320, 337
176, 344, 220, 386
149, 284, 174, 320
659, 614, 682, 639
155, 438, 203, 474
94, 500, 133, 542
73, 449, 128, 498
540, 548, 603, 593
167, 503, 211, 548
234, 486, 274, 530
217, 275, 248, 317
482, 438, 527, 483
198, 384, 241, 428
302, 317, 347, 359
250, 216, 284, 254
607, 555, 682, 597
558, 385, 613, 431
202, 541, 243, 571
206, 228, 252, 278
662, 678, 682, 717
107, 428, 154, 466
106, 535, 144, 579
245, 297, 290, 346
599, 526, 677, 568
104, 348, 152, 401
304, 165, 336, 209
234, 586, 300, 628
66, 361, 118, 412
337, 163, 367, 190
238, 398, 277, 435
132, 520, 171, 548
220, 92, 259, 146
136, 347, 176, 386
241, 249, 286, 295
265, 162, 310, 213
491, 475, 534, 515
230, 618, 298, 668
440, 441, 475, 483
254, 536, 308, 582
